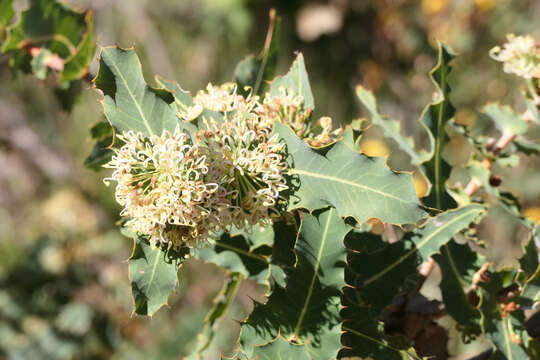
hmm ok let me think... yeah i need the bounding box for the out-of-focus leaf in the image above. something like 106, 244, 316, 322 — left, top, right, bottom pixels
238, 208, 350, 360
55, 302, 93, 336
513, 137, 540, 156
60, 11, 94, 82
356, 85, 431, 165
421, 42, 457, 210
94, 47, 178, 136
270, 53, 314, 110
185, 273, 243, 360
53, 78, 82, 111
2, 0, 94, 82
128, 236, 187, 316
275, 122, 426, 225
480, 270, 529, 359
234, 9, 280, 96
525, 98, 540, 124
30, 47, 53, 79
519, 228, 540, 307
433, 240, 483, 330
484, 103, 528, 136
0, 0, 14, 31
348, 205, 485, 315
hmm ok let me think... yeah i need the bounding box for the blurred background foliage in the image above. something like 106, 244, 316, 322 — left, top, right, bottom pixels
0, 0, 539, 359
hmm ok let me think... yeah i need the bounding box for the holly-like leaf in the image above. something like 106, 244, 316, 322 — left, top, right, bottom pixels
238, 208, 350, 360
234, 9, 280, 96
348, 204, 485, 315
433, 240, 483, 330
356, 85, 431, 165
484, 103, 528, 136
275, 121, 426, 225
421, 42, 457, 210
94, 47, 179, 137
270, 53, 314, 110
185, 273, 243, 360
128, 236, 187, 316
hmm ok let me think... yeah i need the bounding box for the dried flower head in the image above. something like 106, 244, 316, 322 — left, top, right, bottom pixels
490, 34, 540, 79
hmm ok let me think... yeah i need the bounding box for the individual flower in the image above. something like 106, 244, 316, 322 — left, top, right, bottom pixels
490, 34, 540, 79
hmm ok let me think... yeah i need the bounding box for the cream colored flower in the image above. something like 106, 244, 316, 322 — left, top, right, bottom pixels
103, 129, 219, 248
490, 34, 540, 79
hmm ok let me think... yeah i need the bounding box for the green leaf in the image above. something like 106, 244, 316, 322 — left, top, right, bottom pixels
30, 47, 54, 79
348, 204, 485, 314
238, 208, 350, 360
513, 137, 540, 156
270, 53, 314, 110
234, 9, 280, 96
236, 336, 311, 360
421, 42, 457, 210
186, 273, 243, 360
2, 0, 94, 81
83, 135, 113, 170
340, 305, 419, 359
275, 121, 426, 225
94, 46, 178, 137
355, 85, 431, 165
519, 228, 540, 307
0, 0, 14, 39
484, 103, 528, 136
480, 270, 529, 360
342, 118, 369, 151
84, 120, 114, 170
128, 236, 187, 316
60, 11, 94, 82
196, 219, 297, 290
433, 240, 483, 330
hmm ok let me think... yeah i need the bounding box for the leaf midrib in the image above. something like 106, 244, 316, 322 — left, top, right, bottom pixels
107, 53, 154, 136
293, 208, 333, 337
290, 169, 412, 205
363, 207, 480, 286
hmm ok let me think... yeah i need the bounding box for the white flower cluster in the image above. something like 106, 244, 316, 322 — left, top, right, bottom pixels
103, 130, 218, 248
104, 83, 341, 248
490, 34, 540, 79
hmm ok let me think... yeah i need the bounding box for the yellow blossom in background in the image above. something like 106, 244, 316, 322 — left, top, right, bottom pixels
524, 206, 540, 224
475, 0, 495, 11
422, 0, 448, 15
413, 172, 429, 199
359, 138, 390, 157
